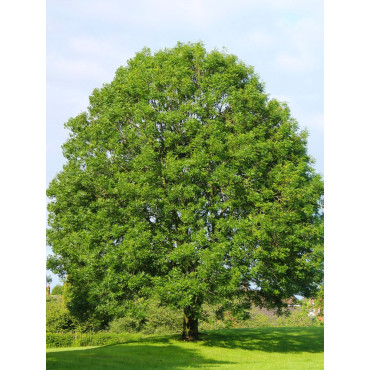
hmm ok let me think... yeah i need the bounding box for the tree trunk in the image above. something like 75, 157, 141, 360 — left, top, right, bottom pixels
182, 307, 199, 341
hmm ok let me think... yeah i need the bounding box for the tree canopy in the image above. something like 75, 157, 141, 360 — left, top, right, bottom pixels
47, 42, 323, 340
51, 284, 64, 296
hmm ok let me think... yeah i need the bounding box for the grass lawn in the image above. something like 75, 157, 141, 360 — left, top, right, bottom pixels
46, 326, 323, 369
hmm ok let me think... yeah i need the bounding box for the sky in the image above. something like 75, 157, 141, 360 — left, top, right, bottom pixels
46, 0, 324, 289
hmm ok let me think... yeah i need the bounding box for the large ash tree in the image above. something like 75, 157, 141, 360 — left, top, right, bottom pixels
47, 42, 323, 340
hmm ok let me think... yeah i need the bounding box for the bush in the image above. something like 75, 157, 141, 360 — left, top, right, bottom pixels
47, 295, 321, 341
109, 299, 183, 335
46, 333, 75, 347
275, 308, 314, 327
142, 300, 183, 334
199, 303, 322, 330
244, 311, 274, 328
109, 316, 144, 334
51, 285, 64, 295
46, 296, 76, 333
199, 304, 236, 331
46, 332, 144, 348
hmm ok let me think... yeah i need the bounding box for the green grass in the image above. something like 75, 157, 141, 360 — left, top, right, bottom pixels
46, 327, 323, 369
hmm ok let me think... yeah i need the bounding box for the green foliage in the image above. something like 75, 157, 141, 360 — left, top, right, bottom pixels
199, 303, 322, 330
142, 300, 183, 334
315, 284, 324, 317
47, 42, 324, 332
244, 311, 272, 328
46, 275, 52, 285
46, 332, 76, 348
200, 304, 271, 330
275, 309, 315, 327
46, 332, 143, 348
46, 296, 75, 333
109, 299, 183, 335
109, 316, 143, 334
51, 284, 64, 295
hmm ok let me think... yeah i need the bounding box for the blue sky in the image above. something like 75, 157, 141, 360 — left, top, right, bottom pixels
46, 0, 323, 288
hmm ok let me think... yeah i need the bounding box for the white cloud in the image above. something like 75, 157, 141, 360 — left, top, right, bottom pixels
51, 0, 120, 21
245, 30, 274, 47
275, 52, 314, 71
47, 53, 111, 83
49, 0, 250, 30
291, 110, 324, 132
249, 0, 322, 11
126, 0, 220, 29
48, 0, 323, 30
67, 35, 132, 61
68, 36, 102, 54
305, 112, 324, 130
273, 16, 322, 72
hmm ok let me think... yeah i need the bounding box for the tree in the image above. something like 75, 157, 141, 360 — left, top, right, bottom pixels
46, 275, 52, 295
46, 275, 52, 285
51, 284, 64, 295
47, 42, 323, 340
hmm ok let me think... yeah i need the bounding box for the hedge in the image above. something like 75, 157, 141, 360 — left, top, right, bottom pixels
46, 332, 144, 348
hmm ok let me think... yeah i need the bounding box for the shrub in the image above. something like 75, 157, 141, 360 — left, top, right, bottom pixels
142, 300, 183, 335
46, 333, 75, 347
199, 304, 235, 331
46, 296, 76, 333
46, 332, 144, 348
275, 308, 314, 327
244, 311, 274, 328
199, 303, 322, 330
51, 284, 64, 295
109, 316, 144, 334
109, 299, 183, 335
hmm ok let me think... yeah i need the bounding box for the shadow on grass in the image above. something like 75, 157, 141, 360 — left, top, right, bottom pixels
200, 327, 324, 353
46, 343, 232, 369
46, 327, 323, 369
